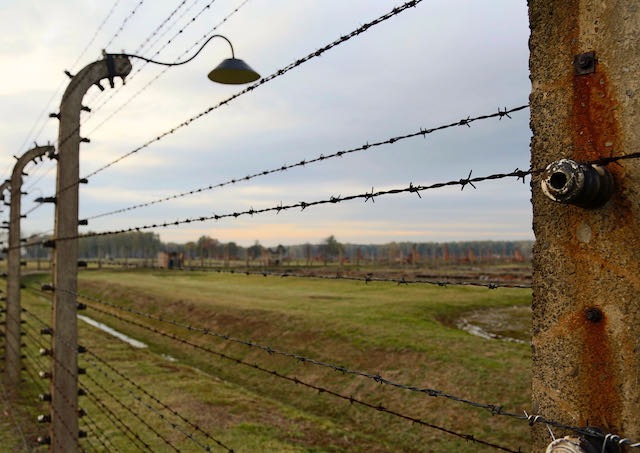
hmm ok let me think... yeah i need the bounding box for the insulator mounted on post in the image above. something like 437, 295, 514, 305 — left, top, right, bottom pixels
40, 327, 53, 335
77, 302, 87, 310
38, 393, 52, 401
35, 196, 56, 204
541, 159, 614, 208
37, 435, 51, 445
37, 414, 51, 424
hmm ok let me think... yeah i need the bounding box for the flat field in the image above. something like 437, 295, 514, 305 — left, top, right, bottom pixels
16, 268, 533, 452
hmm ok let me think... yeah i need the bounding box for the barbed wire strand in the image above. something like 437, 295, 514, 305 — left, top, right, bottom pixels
74, 288, 528, 416
22, 306, 124, 452
84, 0, 252, 137
19, 339, 87, 452
84, 0, 219, 114
71, 0, 124, 72
23, 301, 162, 450
84, 355, 226, 452
17, 151, 634, 250
82, 409, 122, 453
86, 104, 528, 221
82, 370, 181, 452
104, 0, 145, 51
167, 266, 531, 290
143, 0, 204, 55
58, 167, 534, 244
17, 0, 242, 212
81, 300, 521, 452
0, 383, 32, 451
83, 386, 150, 452
3, 0, 123, 179
134, 0, 190, 55
75, 287, 640, 449
66, 0, 424, 192
83, 345, 233, 452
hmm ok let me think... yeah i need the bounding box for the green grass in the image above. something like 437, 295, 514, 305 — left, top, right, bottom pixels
7, 269, 532, 452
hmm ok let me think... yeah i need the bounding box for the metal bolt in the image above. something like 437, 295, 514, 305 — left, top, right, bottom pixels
585, 307, 603, 323
577, 54, 593, 69
574, 51, 596, 75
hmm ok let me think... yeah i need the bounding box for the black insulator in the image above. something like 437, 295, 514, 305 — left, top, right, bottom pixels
37, 435, 51, 445
541, 159, 614, 208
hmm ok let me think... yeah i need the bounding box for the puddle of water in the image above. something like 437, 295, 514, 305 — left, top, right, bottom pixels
79, 315, 148, 349
456, 318, 529, 345
455, 305, 531, 345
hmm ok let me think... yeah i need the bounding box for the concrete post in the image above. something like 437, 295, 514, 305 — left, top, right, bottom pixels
529, 1, 640, 451
51, 55, 131, 453
0, 181, 9, 369
4, 145, 53, 395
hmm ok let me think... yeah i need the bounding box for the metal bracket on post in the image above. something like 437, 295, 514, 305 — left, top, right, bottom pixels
574, 51, 596, 76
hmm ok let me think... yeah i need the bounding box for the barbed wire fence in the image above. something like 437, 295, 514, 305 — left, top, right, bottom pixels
3, 0, 639, 452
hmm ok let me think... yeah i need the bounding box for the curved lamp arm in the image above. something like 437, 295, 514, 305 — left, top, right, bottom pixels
116, 34, 236, 66
107, 34, 260, 84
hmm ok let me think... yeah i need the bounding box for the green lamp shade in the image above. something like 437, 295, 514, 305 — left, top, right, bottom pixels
208, 58, 261, 84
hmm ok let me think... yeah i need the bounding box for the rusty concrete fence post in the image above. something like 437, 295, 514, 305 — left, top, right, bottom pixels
50, 55, 131, 453
528, 1, 640, 451
4, 145, 53, 397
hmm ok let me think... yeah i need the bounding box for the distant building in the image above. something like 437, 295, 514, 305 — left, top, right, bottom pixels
157, 251, 184, 269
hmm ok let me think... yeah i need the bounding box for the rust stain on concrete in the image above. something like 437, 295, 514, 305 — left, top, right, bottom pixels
565, 60, 623, 430
573, 309, 621, 428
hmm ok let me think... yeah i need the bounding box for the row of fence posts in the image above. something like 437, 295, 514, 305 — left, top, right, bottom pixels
0, 55, 133, 452
2, 2, 640, 450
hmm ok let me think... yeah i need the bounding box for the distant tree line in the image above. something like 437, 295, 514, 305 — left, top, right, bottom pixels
20, 232, 532, 266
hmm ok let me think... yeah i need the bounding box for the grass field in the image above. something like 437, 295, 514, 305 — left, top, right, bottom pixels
11, 268, 533, 452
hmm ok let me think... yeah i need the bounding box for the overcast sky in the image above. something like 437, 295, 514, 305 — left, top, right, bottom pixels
0, 0, 532, 247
